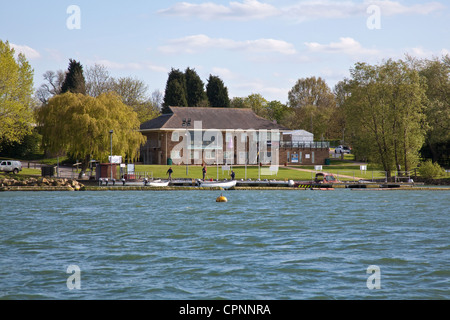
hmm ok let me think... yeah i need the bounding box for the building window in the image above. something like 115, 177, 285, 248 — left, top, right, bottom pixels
205, 150, 215, 160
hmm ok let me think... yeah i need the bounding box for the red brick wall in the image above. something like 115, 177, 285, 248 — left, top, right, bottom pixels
279, 148, 329, 165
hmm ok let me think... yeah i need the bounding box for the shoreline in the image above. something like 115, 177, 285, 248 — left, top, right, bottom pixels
1, 185, 449, 192
1, 176, 449, 192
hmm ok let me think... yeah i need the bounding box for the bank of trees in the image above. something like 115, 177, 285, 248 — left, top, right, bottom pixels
340, 56, 449, 174
1, 37, 448, 173
343, 59, 427, 176
157, 59, 449, 172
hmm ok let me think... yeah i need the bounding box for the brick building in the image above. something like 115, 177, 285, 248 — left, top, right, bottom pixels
139, 107, 329, 166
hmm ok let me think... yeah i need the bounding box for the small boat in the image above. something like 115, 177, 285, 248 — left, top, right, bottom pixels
199, 180, 237, 189
147, 179, 170, 187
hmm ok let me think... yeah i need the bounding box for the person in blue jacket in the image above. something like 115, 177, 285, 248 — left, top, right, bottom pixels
167, 167, 173, 180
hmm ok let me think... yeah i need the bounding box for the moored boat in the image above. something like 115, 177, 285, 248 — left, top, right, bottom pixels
146, 179, 170, 187
199, 180, 237, 189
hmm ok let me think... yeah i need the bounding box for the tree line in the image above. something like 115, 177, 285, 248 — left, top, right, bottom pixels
0, 39, 448, 176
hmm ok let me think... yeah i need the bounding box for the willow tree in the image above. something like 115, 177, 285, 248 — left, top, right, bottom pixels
344, 59, 427, 176
37, 92, 145, 177
0, 40, 34, 148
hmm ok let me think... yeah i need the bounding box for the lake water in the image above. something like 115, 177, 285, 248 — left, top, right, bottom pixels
0, 189, 449, 300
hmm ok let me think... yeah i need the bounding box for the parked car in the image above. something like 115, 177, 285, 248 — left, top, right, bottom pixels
335, 145, 351, 154
0, 160, 22, 174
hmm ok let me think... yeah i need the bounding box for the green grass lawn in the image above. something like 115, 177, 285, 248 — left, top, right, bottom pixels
132, 164, 390, 181
134, 164, 314, 181
0, 168, 41, 179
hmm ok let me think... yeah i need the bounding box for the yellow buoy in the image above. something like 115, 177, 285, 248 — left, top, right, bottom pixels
216, 194, 228, 202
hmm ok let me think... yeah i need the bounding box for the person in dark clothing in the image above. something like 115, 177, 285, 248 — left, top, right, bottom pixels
202, 165, 207, 180
230, 170, 235, 180
167, 167, 173, 180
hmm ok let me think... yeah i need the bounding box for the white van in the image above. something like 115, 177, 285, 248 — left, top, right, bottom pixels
0, 160, 23, 174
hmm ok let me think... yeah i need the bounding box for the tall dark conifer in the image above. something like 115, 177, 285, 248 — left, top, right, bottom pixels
162, 68, 187, 113
206, 75, 230, 108
61, 59, 86, 95
185, 67, 206, 107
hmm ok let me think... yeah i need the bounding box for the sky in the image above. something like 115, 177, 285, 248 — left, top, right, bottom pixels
1, 0, 449, 104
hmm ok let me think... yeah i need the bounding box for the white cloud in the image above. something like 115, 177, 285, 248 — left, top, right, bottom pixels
158, 0, 280, 20
285, 0, 445, 22
233, 79, 291, 100
158, 34, 297, 55
158, 0, 445, 22
10, 43, 41, 60
368, 0, 445, 16
211, 67, 238, 80
305, 37, 380, 56
404, 47, 450, 59
89, 59, 167, 73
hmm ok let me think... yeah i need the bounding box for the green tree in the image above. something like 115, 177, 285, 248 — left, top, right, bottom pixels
266, 100, 289, 124
417, 56, 450, 166
418, 159, 445, 179
0, 130, 41, 159
288, 77, 336, 139
332, 79, 351, 143
185, 67, 206, 107
163, 79, 188, 113
133, 101, 161, 124
36, 92, 145, 177
206, 75, 230, 108
344, 59, 427, 176
61, 59, 86, 95
230, 97, 249, 109
0, 40, 35, 148
111, 76, 148, 106
230, 95, 289, 124
162, 68, 187, 113
245, 93, 268, 118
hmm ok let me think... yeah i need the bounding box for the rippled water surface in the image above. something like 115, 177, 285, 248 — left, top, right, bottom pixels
0, 190, 449, 299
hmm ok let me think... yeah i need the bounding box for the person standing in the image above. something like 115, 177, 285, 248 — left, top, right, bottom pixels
167, 167, 173, 180
202, 165, 207, 181
231, 170, 235, 180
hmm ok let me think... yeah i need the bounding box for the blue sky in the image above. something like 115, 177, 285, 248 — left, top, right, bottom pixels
1, 0, 449, 103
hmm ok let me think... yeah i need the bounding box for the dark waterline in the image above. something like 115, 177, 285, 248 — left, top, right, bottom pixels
0, 190, 449, 300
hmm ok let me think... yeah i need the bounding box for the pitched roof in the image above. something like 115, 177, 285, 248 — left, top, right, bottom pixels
140, 106, 289, 131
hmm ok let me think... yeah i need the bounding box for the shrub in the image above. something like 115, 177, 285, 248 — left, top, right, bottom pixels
418, 160, 445, 179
